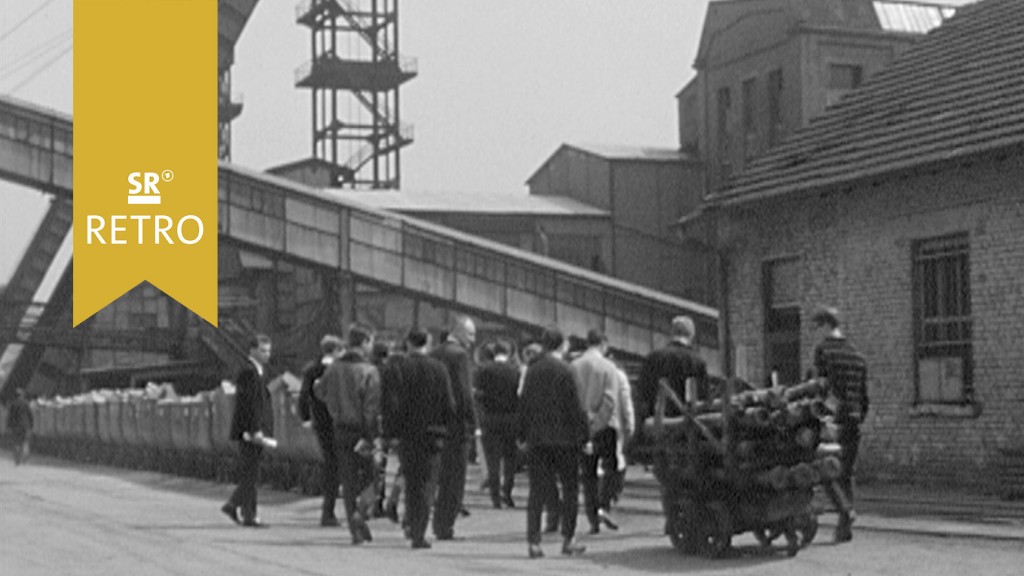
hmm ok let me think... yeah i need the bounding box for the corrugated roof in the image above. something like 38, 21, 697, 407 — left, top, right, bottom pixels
708, 0, 1024, 207
322, 189, 609, 217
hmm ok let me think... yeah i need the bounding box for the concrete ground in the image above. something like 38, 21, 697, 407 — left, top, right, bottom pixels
1, 453, 1022, 576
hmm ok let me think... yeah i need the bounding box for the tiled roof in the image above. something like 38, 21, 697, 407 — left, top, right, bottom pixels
709, 0, 1024, 207
323, 189, 609, 217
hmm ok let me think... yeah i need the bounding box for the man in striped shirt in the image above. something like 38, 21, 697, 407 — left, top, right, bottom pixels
812, 306, 869, 544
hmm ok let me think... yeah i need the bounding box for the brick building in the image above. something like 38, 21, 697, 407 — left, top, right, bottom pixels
677, 0, 963, 194
680, 0, 1024, 490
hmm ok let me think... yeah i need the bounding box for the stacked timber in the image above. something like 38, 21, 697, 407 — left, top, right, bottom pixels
646, 378, 842, 490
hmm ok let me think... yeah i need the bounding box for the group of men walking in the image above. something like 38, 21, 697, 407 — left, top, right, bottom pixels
219, 305, 869, 555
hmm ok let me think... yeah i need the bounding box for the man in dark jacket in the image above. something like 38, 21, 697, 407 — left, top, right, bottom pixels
298, 334, 344, 526
474, 340, 520, 509
637, 316, 707, 536
222, 334, 274, 528
812, 306, 869, 543
315, 325, 382, 545
637, 316, 708, 421
7, 388, 33, 465
519, 326, 588, 558
429, 316, 477, 541
382, 328, 457, 549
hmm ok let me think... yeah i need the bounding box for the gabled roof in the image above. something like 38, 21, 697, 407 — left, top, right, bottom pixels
566, 143, 696, 162
707, 0, 1024, 207
324, 189, 609, 217
526, 143, 697, 186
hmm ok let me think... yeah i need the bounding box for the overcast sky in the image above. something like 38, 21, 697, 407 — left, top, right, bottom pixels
0, 0, 711, 288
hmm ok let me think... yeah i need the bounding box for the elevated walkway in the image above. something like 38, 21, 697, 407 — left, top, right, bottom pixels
0, 94, 718, 395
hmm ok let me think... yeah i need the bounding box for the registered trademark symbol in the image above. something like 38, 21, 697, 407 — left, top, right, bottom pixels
161, 170, 174, 182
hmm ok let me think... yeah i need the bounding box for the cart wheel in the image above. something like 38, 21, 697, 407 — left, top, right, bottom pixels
798, 514, 818, 547
754, 527, 779, 548
668, 497, 701, 554
784, 527, 800, 557
703, 502, 733, 558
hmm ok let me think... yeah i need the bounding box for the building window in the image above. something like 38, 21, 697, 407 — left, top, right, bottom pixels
742, 78, 757, 163
826, 63, 863, 107
763, 257, 801, 386
767, 69, 783, 147
716, 86, 732, 179
913, 233, 972, 404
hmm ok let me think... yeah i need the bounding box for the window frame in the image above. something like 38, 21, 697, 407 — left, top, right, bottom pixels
911, 232, 974, 406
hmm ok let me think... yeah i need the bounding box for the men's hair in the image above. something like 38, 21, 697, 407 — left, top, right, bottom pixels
521, 342, 543, 363
493, 340, 510, 357
371, 341, 390, 364
347, 324, 374, 348
586, 329, 607, 347
812, 305, 842, 329
247, 333, 271, 351
405, 327, 430, 349
319, 334, 344, 355
671, 316, 696, 340
539, 326, 564, 352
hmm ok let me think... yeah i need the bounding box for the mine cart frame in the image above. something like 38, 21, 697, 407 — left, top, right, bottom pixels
650, 378, 820, 558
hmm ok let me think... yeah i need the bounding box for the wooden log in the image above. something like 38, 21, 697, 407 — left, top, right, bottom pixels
816, 442, 842, 458
783, 380, 824, 402
795, 426, 819, 449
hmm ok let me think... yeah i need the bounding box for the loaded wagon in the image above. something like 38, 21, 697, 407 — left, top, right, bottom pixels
646, 377, 844, 557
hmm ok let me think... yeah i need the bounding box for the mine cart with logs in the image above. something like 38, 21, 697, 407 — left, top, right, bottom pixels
644, 377, 846, 558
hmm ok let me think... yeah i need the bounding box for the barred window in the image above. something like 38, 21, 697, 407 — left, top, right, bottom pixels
913, 233, 972, 404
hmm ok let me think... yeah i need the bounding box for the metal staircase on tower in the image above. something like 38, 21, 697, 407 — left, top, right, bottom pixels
294, 0, 416, 188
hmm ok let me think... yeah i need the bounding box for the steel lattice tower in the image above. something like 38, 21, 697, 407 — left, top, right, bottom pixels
295, 0, 416, 188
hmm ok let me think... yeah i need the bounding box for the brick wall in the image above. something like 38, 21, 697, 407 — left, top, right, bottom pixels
720, 151, 1024, 490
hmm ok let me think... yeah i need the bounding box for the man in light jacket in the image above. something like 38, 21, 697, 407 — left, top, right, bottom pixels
571, 329, 621, 534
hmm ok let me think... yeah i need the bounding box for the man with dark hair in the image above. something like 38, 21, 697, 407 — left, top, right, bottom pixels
382, 328, 457, 549
637, 316, 707, 536
571, 329, 621, 534
519, 326, 588, 558
222, 334, 274, 528
298, 334, 345, 526
429, 315, 477, 541
474, 339, 520, 509
316, 325, 382, 545
811, 305, 869, 543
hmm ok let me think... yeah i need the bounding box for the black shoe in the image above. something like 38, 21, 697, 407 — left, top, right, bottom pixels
435, 532, 464, 541
321, 516, 340, 527
384, 502, 400, 524
528, 543, 544, 559
411, 539, 432, 550
834, 524, 853, 543
242, 518, 269, 528
561, 539, 586, 556
502, 495, 516, 509
220, 504, 241, 525
491, 497, 502, 509
588, 524, 600, 535
597, 509, 619, 531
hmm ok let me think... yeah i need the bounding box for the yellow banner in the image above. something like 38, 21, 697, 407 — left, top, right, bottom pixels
73, 0, 217, 326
